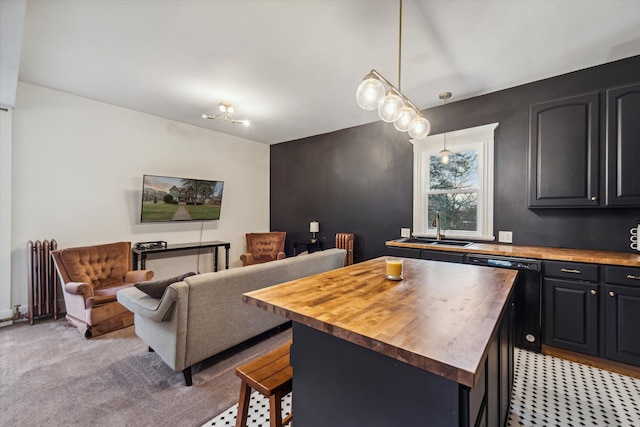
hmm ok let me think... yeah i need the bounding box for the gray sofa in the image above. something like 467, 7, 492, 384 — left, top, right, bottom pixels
117, 248, 346, 385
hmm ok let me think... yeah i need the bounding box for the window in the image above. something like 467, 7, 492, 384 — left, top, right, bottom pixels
413, 123, 498, 241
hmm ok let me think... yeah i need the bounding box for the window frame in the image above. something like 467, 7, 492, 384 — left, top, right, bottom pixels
412, 122, 498, 241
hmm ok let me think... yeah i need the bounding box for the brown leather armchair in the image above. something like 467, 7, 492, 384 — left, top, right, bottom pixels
240, 232, 287, 266
51, 241, 153, 338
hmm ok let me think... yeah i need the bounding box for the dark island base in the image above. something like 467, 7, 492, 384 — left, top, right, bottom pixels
290, 299, 514, 427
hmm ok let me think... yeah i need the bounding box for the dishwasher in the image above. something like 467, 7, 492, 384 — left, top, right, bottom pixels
465, 254, 543, 352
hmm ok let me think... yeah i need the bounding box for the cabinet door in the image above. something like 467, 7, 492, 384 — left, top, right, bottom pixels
386, 247, 420, 259
606, 82, 640, 206
605, 284, 640, 366
420, 250, 465, 263
543, 278, 598, 355
528, 93, 600, 207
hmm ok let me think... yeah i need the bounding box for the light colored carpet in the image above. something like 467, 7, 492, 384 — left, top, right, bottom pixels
0, 318, 292, 427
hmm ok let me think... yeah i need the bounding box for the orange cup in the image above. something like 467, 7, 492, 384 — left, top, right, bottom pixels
385, 258, 403, 280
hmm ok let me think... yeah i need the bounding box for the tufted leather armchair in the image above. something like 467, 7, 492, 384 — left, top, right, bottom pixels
240, 232, 287, 266
51, 241, 154, 338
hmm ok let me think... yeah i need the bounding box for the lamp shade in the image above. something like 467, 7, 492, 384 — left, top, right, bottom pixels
393, 105, 417, 132
408, 116, 431, 139
356, 76, 385, 111
310, 221, 320, 233
378, 92, 404, 122
440, 149, 450, 165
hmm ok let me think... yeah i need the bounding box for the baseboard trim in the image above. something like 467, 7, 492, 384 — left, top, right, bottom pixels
542, 344, 640, 379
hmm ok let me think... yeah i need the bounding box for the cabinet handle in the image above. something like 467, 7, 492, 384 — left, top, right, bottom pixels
609, 291, 615, 297
560, 268, 581, 274
590, 289, 597, 295
627, 274, 640, 280
591, 196, 597, 201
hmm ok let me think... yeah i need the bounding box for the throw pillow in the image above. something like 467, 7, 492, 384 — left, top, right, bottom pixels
134, 272, 196, 299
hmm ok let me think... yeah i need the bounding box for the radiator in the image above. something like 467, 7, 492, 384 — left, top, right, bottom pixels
335, 233, 354, 266
27, 239, 59, 324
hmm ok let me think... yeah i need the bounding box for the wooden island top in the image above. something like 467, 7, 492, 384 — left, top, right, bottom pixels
243, 257, 517, 388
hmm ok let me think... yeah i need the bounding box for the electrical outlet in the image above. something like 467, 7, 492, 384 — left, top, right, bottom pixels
401, 228, 411, 238
498, 231, 513, 243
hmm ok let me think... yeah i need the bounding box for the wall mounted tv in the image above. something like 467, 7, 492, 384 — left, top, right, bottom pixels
140, 175, 224, 222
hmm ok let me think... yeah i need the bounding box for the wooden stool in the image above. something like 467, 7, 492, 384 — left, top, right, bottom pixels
235, 340, 293, 427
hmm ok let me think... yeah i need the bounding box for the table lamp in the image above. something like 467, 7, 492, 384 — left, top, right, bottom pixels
310, 221, 319, 243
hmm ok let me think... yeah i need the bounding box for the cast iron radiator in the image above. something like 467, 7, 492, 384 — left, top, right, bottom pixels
335, 233, 354, 266
27, 239, 59, 324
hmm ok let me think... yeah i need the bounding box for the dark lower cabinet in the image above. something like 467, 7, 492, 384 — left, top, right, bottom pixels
421, 249, 465, 263
386, 247, 465, 263
386, 246, 421, 259
543, 278, 599, 356
544, 263, 640, 368
604, 266, 640, 366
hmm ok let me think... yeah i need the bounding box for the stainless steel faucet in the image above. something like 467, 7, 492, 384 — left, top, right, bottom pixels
432, 211, 443, 240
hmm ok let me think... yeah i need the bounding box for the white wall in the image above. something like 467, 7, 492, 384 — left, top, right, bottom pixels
8, 82, 270, 313
1, 108, 13, 320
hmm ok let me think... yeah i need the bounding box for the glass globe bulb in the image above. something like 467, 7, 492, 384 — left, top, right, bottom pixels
393, 105, 417, 132
408, 116, 431, 139
378, 92, 404, 122
440, 149, 450, 165
356, 77, 385, 111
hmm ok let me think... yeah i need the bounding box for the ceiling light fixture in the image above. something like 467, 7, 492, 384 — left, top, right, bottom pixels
355, 0, 430, 140
202, 102, 249, 125
439, 91, 451, 164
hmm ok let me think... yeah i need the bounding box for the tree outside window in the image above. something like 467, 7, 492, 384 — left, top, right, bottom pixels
413, 123, 497, 241
427, 150, 478, 232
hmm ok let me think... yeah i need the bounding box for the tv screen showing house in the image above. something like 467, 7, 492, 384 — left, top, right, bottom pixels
140, 175, 224, 222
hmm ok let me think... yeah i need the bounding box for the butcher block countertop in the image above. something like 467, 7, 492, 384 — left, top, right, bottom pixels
243, 257, 517, 388
386, 239, 640, 267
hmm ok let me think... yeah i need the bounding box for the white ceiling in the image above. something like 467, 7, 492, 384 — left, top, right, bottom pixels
7, 0, 640, 144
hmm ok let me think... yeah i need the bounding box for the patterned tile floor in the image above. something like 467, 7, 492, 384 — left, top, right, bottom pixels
204, 348, 640, 427
509, 349, 640, 426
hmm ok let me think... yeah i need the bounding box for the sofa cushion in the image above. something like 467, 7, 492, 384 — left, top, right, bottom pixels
135, 272, 196, 299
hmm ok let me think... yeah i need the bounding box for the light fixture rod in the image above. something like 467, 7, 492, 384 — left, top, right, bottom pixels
440, 92, 450, 149
398, 0, 403, 91
367, 69, 421, 114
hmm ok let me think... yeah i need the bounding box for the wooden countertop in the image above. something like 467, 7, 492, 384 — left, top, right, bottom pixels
386, 240, 640, 267
243, 257, 517, 388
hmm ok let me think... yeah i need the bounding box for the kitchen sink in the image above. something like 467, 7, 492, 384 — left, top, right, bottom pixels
398, 238, 474, 248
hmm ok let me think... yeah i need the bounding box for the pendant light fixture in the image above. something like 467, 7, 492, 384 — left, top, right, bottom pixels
439, 92, 451, 164
355, 0, 431, 140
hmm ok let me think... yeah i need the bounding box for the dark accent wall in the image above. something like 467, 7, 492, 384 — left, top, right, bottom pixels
271, 56, 640, 261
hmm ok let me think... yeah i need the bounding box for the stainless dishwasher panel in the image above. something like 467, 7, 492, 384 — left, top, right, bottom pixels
465, 254, 543, 353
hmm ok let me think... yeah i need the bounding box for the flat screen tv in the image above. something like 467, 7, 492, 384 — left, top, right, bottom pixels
140, 174, 224, 222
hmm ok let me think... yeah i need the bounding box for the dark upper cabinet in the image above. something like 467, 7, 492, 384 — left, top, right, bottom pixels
528, 92, 600, 208
606, 82, 640, 207
529, 84, 640, 208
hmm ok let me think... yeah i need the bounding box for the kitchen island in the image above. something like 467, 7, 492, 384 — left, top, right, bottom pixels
244, 257, 518, 427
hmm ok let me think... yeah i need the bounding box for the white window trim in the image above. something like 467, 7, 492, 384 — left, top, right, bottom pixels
412, 122, 498, 241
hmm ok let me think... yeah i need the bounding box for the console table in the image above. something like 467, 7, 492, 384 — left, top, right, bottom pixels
132, 241, 231, 272
292, 240, 323, 256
